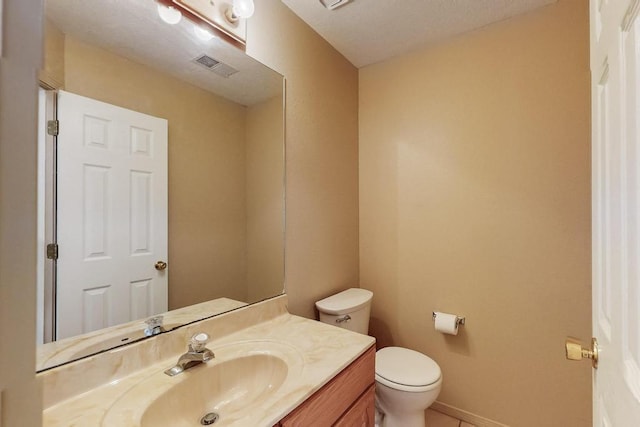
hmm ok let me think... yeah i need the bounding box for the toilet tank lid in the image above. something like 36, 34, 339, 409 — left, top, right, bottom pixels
375, 347, 441, 387
315, 288, 373, 315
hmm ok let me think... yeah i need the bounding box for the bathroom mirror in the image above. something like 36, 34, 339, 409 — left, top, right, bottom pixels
37, 0, 285, 371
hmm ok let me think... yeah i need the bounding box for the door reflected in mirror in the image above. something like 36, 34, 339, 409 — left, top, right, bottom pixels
37, 0, 285, 371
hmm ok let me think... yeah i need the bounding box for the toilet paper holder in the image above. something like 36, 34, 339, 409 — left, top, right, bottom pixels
432, 312, 465, 326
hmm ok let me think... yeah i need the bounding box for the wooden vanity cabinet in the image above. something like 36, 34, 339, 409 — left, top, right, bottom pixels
275, 345, 375, 427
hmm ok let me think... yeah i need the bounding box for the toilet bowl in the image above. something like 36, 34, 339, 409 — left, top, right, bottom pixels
375, 346, 442, 427
315, 288, 442, 427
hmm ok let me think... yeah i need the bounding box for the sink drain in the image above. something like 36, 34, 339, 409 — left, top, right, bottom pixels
200, 412, 219, 425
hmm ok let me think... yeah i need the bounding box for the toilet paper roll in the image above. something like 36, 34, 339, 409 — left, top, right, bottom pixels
434, 312, 459, 335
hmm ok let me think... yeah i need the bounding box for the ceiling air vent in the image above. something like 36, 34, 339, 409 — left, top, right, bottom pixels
193, 54, 239, 78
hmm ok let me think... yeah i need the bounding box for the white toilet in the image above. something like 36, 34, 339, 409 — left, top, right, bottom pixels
315, 288, 442, 427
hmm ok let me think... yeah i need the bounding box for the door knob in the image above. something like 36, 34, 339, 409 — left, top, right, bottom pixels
565, 337, 598, 369
155, 260, 168, 271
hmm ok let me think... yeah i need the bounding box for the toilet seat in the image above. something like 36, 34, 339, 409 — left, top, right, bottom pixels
375, 347, 442, 392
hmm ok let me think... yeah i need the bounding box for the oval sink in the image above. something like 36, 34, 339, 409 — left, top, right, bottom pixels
145, 354, 286, 426
102, 340, 303, 426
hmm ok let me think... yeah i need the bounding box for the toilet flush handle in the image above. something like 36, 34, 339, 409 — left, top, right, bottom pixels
336, 314, 351, 324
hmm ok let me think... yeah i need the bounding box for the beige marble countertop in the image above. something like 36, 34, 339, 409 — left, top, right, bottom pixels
41, 296, 375, 426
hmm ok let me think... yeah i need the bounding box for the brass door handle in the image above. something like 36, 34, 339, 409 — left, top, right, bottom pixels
155, 261, 168, 271
565, 337, 598, 369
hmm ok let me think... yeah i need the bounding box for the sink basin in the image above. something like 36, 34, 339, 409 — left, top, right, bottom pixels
101, 340, 303, 426
143, 354, 286, 426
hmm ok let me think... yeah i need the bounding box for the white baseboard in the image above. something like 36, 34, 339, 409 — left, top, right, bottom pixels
430, 401, 510, 427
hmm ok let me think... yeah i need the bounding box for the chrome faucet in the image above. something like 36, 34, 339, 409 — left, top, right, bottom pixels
164, 332, 215, 376
144, 315, 166, 337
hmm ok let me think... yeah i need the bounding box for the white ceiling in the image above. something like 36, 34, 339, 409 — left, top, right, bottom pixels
45, 0, 283, 106
281, 0, 557, 68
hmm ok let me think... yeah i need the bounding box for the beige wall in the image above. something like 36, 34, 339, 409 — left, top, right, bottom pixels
246, 0, 360, 318
60, 36, 250, 308
0, 1, 43, 426
359, 1, 591, 425
41, 19, 65, 88
246, 96, 285, 302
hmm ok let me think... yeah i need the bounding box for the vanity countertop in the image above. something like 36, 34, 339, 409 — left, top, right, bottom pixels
41, 297, 375, 426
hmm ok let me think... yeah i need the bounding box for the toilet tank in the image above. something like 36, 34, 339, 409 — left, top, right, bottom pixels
315, 288, 373, 335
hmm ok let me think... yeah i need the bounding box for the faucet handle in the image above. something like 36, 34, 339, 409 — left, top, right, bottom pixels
145, 315, 163, 327
144, 315, 165, 336
190, 332, 210, 353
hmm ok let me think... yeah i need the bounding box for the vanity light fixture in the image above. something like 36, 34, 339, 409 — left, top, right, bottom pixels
320, 0, 353, 11
157, 4, 182, 25
158, 0, 250, 45
232, 0, 255, 19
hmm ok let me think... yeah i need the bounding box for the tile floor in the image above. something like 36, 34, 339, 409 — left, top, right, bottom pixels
425, 408, 476, 427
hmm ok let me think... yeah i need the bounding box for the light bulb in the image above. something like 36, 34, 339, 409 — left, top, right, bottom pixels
194, 26, 214, 41
157, 4, 182, 25
232, 0, 255, 19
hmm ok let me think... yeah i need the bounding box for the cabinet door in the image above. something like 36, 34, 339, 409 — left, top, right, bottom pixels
280, 346, 375, 426
334, 384, 375, 427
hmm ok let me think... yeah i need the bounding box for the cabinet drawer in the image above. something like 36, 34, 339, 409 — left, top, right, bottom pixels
279, 345, 375, 426
334, 384, 375, 427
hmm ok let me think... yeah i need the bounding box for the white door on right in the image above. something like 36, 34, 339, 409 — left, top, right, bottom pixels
591, 0, 640, 424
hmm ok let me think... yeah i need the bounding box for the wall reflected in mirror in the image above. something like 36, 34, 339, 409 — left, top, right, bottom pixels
37, 0, 285, 372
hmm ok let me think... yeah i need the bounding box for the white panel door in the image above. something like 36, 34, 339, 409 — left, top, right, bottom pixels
56, 90, 168, 340
591, 0, 640, 424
